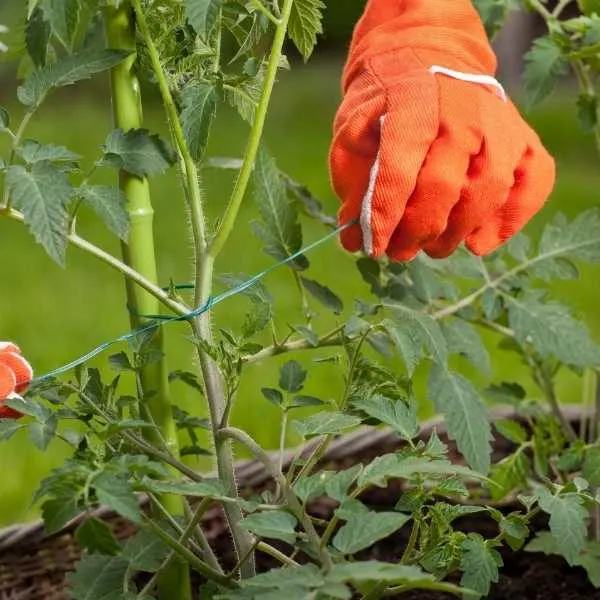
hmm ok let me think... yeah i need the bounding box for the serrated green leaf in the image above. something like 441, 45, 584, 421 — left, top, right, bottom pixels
185, 0, 222, 38
385, 308, 448, 374
583, 446, 600, 486
506, 294, 600, 368
500, 515, 529, 551
0, 419, 25, 441
42, 497, 80, 534
352, 394, 418, 441
333, 511, 410, 555
67, 554, 130, 600
494, 419, 528, 444
289, 395, 324, 408
300, 277, 343, 314
93, 473, 141, 524
40, 0, 80, 48
523, 36, 569, 109
537, 489, 588, 565
123, 529, 170, 572
6, 162, 72, 265
329, 561, 433, 584
324, 465, 362, 502
240, 510, 297, 544
251, 146, 307, 269
26, 7, 51, 67
261, 387, 283, 406
18, 49, 130, 107
181, 81, 218, 161
460, 534, 501, 599
288, 0, 325, 60
293, 472, 329, 502
429, 366, 492, 474
78, 185, 129, 241
28, 414, 58, 450
103, 129, 176, 178
293, 411, 361, 438
357, 454, 480, 489
18, 139, 81, 164
536, 208, 600, 263
442, 320, 490, 375
75, 517, 121, 555
279, 360, 306, 393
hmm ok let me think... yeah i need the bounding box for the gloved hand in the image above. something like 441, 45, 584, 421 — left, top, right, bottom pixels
0, 342, 33, 419
329, 0, 555, 261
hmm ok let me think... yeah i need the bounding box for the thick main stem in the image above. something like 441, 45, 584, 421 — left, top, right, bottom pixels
104, 5, 191, 600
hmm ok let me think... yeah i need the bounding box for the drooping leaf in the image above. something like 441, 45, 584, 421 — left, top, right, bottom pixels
18, 139, 81, 164
93, 473, 141, 524
102, 128, 176, 178
428, 365, 492, 474
384, 308, 448, 375
6, 162, 73, 265
181, 81, 218, 161
333, 511, 411, 555
251, 146, 307, 269
18, 49, 131, 107
78, 185, 129, 241
185, 0, 222, 39
40, 0, 80, 48
288, 0, 325, 60
537, 489, 588, 565
328, 561, 434, 585
352, 394, 419, 442
123, 529, 170, 572
523, 36, 569, 109
293, 411, 361, 438
28, 414, 58, 450
357, 454, 480, 489
67, 554, 130, 600
42, 497, 80, 534
75, 517, 121, 555
460, 534, 502, 599
300, 277, 343, 314
26, 7, 51, 67
279, 360, 307, 393
506, 294, 600, 368
240, 510, 297, 544
441, 319, 490, 375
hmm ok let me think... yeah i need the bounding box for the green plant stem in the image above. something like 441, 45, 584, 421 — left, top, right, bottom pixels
209, 0, 295, 258
129, 0, 256, 578
104, 5, 191, 599
256, 541, 299, 566
249, 0, 280, 25
184, 498, 223, 572
143, 516, 235, 589
243, 326, 344, 363
293, 330, 371, 484
218, 426, 334, 571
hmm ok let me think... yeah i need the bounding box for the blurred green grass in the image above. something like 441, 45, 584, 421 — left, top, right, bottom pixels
0, 59, 598, 526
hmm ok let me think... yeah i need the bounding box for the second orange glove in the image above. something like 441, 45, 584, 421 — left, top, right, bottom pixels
330, 0, 555, 261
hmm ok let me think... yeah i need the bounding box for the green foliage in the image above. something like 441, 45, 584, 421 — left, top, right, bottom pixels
3, 1, 600, 599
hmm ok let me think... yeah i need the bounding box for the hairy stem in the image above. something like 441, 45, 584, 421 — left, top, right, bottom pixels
104, 5, 191, 599
219, 426, 333, 571
209, 0, 296, 258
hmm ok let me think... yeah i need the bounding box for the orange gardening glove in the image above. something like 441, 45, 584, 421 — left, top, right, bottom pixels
330, 0, 555, 261
0, 342, 33, 419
